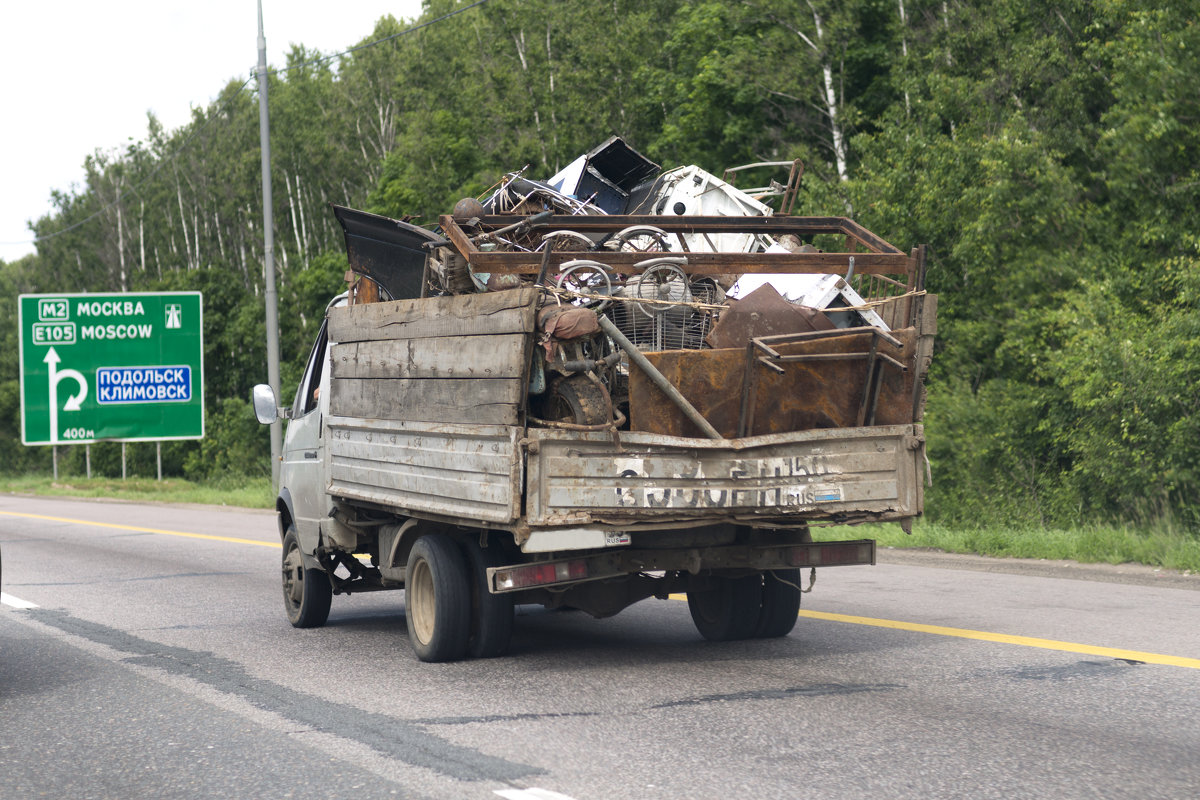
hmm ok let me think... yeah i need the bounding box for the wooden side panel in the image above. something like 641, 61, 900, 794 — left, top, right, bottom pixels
330, 334, 527, 380
325, 288, 536, 426
328, 287, 538, 343
329, 377, 523, 426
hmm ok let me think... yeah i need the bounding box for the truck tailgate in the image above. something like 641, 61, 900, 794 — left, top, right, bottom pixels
526, 424, 924, 527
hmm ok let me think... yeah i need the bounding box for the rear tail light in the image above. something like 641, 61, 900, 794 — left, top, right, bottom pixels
788, 542, 874, 567
494, 559, 589, 590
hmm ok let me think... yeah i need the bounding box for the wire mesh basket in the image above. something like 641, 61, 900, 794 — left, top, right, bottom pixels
606, 274, 724, 351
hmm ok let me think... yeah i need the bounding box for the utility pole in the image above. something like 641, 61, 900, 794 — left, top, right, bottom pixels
257, 0, 282, 486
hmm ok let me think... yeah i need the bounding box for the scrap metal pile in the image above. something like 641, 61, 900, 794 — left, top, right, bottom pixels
333, 137, 931, 439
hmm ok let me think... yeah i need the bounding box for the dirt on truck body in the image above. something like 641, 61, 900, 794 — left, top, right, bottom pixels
254, 138, 935, 661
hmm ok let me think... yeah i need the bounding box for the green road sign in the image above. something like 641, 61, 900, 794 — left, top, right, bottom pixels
18, 292, 204, 445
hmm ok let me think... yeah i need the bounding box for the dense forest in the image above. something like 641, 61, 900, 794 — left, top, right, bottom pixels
0, 0, 1196, 530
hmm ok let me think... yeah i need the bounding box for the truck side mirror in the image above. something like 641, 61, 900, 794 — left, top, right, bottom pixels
252, 384, 284, 424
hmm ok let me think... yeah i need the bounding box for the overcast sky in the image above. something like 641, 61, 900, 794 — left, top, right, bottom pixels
0, 0, 425, 264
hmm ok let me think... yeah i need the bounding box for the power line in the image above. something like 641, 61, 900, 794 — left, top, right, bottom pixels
5, 0, 490, 249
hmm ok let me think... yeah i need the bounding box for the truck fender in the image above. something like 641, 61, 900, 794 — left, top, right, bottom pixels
275, 488, 296, 542
382, 519, 422, 569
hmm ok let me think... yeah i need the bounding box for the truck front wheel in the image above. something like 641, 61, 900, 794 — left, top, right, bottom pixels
687, 574, 761, 641
405, 534, 471, 662
282, 527, 332, 628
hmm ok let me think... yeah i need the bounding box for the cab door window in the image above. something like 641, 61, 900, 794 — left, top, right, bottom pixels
293, 321, 329, 416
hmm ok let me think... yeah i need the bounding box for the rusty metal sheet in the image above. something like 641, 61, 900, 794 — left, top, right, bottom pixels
705, 283, 834, 349
629, 327, 918, 438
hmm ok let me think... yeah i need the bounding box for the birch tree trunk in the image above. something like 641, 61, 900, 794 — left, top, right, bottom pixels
807, 2, 849, 183
898, 0, 910, 119
512, 27, 550, 170
175, 176, 192, 269
116, 203, 127, 291
772, 3, 850, 183
139, 200, 145, 274
286, 172, 303, 258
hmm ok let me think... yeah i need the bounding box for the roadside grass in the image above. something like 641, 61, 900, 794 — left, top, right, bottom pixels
818, 519, 1200, 574
0, 473, 274, 510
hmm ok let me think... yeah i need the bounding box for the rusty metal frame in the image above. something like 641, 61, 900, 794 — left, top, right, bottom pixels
438, 214, 916, 286
737, 328, 908, 438
720, 158, 805, 215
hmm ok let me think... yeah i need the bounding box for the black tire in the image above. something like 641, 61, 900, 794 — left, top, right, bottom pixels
754, 569, 802, 638
537, 374, 611, 426
281, 527, 332, 628
405, 534, 471, 662
687, 574, 762, 641
462, 539, 514, 659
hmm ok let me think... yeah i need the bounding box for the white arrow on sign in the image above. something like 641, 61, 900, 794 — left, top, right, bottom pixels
44, 347, 88, 444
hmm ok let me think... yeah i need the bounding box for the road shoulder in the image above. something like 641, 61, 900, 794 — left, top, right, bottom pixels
878, 546, 1200, 590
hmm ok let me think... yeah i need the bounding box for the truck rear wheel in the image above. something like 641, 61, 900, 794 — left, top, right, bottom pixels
463, 539, 514, 658
405, 534, 471, 662
687, 574, 761, 641
754, 569, 802, 638
282, 527, 332, 628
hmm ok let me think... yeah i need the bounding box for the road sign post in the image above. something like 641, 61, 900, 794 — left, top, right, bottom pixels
18, 292, 204, 446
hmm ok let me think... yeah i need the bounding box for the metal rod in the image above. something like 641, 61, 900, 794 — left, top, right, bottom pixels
597, 315, 723, 440
868, 363, 884, 425
738, 343, 759, 437
857, 338, 879, 427
756, 327, 905, 349
757, 352, 906, 370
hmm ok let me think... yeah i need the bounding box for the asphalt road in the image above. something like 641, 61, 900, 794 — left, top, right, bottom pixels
1, 495, 1198, 800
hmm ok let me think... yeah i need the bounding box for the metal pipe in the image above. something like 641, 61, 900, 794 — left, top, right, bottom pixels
257, 1, 282, 486
597, 315, 723, 440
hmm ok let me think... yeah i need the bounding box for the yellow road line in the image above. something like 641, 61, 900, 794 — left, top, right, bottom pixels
796, 609, 1200, 669
668, 593, 1200, 669
0, 510, 280, 549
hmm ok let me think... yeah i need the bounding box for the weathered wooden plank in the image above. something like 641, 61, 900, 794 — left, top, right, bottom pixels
329, 377, 522, 426
328, 287, 538, 343
330, 333, 528, 380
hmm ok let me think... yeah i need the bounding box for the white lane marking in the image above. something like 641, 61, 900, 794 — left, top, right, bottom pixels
1, 592, 39, 609
495, 790, 580, 800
